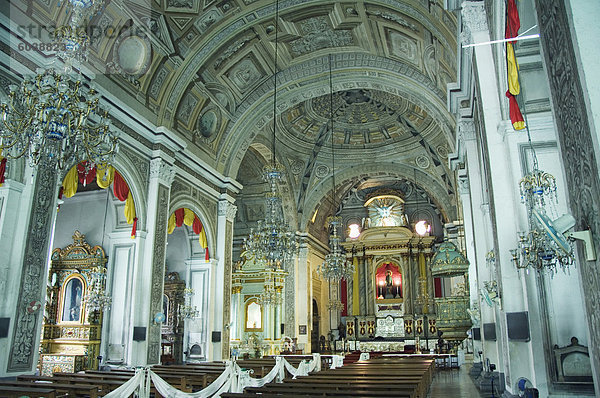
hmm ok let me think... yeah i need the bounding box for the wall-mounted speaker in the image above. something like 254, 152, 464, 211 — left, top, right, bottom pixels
212, 331, 221, 343
507, 312, 530, 341
483, 323, 496, 341
133, 327, 146, 341
280, 323, 285, 335
0, 318, 9, 338
472, 327, 481, 341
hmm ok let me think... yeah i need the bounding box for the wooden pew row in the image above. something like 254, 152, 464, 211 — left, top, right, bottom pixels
0, 380, 97, 397
0, 385, 59, 398
222, 358, 434, 398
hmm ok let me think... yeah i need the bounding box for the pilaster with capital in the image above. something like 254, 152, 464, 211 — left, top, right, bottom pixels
6, 164, 60, 374
460, 1, 488, 44
216, 199, 236, 360
132, 157, 174, 366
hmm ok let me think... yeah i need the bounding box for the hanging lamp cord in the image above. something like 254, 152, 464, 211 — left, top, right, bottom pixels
271, 0, 280, 168
329, 53, 336, 203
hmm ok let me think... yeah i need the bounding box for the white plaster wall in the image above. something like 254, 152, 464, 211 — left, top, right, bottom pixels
54, 190, 115, 249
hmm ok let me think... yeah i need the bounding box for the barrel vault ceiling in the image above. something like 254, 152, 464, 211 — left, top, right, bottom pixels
5, 0, 459, 232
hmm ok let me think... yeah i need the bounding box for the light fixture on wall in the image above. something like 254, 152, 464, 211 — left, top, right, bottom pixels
243, 0, 297, 270
318, 54, 354, 282
0, 0, 117, 171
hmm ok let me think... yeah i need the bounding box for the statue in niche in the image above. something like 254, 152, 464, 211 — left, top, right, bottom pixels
61, 277, 83, 322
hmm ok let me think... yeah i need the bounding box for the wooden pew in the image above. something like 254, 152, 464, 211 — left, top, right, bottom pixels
0, 380, 97, 397
0, 385, 58, 398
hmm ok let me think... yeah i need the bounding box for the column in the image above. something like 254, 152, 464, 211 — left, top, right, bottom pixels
230, 286, 242, 341
132, 157, 174, 366
462, 1, 527, 392
214, 199, 236, 360
274, 299, 282, 340
401, 252, 412, 314
4, 162, 60, 375
294, 240, 309, 350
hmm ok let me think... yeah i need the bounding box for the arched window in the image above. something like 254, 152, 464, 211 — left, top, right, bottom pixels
245, 299, 262, 331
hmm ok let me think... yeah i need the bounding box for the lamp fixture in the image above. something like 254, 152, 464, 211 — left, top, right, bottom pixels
179, 287, 199, 320
0, 0, 117, 172
511, 123, 575, 272
243, 0, 297, 271
85, 265, 111, 312
318, 54, 354, 282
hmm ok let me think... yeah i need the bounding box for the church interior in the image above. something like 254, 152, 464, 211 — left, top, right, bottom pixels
0, 0, 598, 397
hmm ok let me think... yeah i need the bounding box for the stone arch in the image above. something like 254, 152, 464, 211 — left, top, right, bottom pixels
167, 195, 216, 258
217, 53, 455, 178
57, 150, 148, 232
300, 163, 454, 231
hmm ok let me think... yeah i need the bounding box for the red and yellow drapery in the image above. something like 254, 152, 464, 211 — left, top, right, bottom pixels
505, 0, 526, 130
61, 162, 138, 238
0, 150, 6, 187
168, 208, 209, 261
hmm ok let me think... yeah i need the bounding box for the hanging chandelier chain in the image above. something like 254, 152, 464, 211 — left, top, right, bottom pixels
271, 0, 280, 168
329, 53, 336, 201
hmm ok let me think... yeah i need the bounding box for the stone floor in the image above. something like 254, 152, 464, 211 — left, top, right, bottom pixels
427, 365, 484, 398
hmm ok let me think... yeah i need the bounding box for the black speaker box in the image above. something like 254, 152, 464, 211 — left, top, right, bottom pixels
507, 311, 530, 341
212, 331, 221, 342
472, 327, 481, 341
483, 323, 496, 341
133, 327, 146, 341
0, 318, 9, 338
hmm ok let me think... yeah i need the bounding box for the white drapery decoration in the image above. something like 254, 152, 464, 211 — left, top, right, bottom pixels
102, 368, 145, 398
100, 354, 332, 397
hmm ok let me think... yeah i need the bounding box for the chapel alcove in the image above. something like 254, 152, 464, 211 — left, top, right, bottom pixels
40, 231, 107, 375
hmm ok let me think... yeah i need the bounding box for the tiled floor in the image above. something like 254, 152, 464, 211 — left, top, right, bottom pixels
427, 365, 483, 397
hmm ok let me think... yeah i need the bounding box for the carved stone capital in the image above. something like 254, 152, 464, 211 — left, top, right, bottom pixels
149, 158, 175, 186
461, 1, 488, 42
458, 120, 476, 142
218, 200, 237, 221
458, 175, 470, 195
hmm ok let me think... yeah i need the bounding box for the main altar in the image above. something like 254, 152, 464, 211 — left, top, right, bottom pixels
337, 190, 471, 352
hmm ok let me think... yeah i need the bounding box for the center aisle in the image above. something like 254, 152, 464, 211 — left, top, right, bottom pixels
427, 366, 482, 398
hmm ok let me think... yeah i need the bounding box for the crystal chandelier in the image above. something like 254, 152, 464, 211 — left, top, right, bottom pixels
179, 287, 199, 320
242, 0, 297, 270
319, 216, 354, 281
0, 0, 117, 171
318, 55, 354, 282
257, 270, 284, 306
511, 162, 574, 272
85, 265, 111, 312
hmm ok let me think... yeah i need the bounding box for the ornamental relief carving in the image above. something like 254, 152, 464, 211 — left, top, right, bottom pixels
8, 164, 58, 371
147, 184, 170, 364
150, 158, 175, 186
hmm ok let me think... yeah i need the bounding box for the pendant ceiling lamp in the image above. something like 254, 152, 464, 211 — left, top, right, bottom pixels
0, 0, 117, 172
318, 54, 354, 282
243, 0, 297, 271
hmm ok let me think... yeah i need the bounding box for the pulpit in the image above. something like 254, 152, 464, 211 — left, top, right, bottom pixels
40, 231, 106, 375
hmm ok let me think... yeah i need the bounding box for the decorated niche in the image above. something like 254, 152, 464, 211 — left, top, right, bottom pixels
375, 262, 403, 300
364, 190, 409, 228
40, 231, 107, 376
